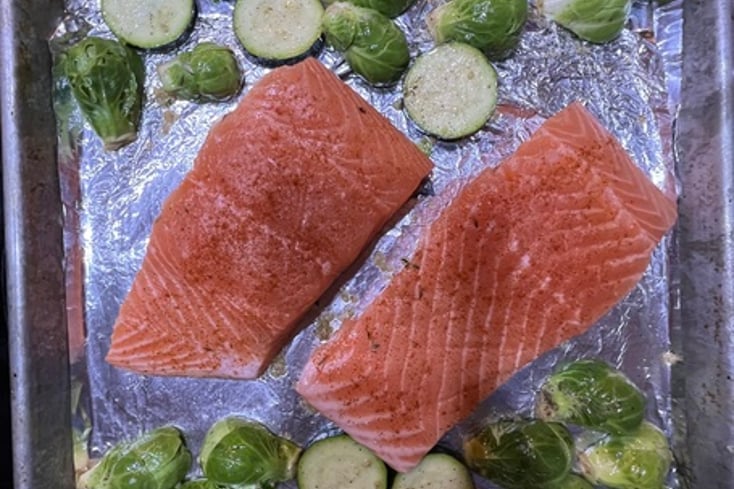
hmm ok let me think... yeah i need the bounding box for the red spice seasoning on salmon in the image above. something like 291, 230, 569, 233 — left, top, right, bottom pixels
105, 58, 433, 379
296, 102, 677, 472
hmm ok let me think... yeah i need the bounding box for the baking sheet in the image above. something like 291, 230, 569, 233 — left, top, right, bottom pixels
672, 1, 734, 487
51, 1, 683, 487
2, 0, 73, 487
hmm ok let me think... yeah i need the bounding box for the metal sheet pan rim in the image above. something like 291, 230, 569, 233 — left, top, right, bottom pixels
671, 1, 734, 487
2, 0, 74, 488
2, 0, 733, 488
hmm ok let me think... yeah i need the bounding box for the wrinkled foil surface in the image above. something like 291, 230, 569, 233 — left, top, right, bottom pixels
54, 1, 683, 487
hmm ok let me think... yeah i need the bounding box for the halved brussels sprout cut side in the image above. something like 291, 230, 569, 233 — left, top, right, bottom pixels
579, 421, 672, 489
463, 420, 574, 489
63, 37, 145, 151
536, 359, 646, 435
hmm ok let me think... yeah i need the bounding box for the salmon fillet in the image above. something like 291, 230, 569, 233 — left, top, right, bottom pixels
106, 58, 433, 379
296, 102, 677, 472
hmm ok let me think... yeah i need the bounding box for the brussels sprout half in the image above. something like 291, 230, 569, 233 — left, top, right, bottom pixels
538, 0, 632, 43
551, 474, 594, 489
200, 418, 301, 488
158, 42, 242, 102
77, 426, 192, 489
179, 481, 221, 489
179, 479, 259, 489
536, 359, 646, 435
323, 0, 415, 18
322, 2, 410, 85
579, 421, 672, 489
464, 420, 575, 489
427, 0, 528, 59
63, 36, 145, 150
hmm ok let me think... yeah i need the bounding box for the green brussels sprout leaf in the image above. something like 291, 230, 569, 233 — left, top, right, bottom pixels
538, 0, 632, 43
549, 474, 594, 489
323, 0, 415, 18
464, 420, 574, 489
179, 479, 259, 489
77, 426, 191, 489
536, 359, 646, 435
200, 418, 301, 487
180, 480, 220, 489
579, 421, 672, 489
158, 42, 242, 103
322, 2, 410, 85
63, 37, 145, 151
427, 0, 528, 59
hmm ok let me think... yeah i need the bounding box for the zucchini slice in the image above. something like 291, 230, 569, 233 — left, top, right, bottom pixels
101, 0, 195, 49
297, 435, 388, 489
403, 43, 498, 140
233, 0, 324, 62
392, 453, 475, 489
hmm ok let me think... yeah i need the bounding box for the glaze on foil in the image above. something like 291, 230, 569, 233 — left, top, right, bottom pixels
53, 1, 683, 487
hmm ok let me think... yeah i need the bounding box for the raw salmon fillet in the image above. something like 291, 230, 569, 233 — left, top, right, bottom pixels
296, 102, 677, 472
106, 58, 433, 379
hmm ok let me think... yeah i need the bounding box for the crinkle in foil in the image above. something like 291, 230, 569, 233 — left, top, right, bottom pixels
53, 1, 683, 487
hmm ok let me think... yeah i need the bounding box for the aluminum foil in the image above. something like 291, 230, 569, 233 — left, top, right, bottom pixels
53, 1, 683, 487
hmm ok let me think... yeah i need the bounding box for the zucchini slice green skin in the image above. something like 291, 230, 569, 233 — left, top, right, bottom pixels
297, 435, 388, 489
234, 0, 324, 63
403, 42, 498, 140
392, 453, 475, 489
101, 0, 196, 49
